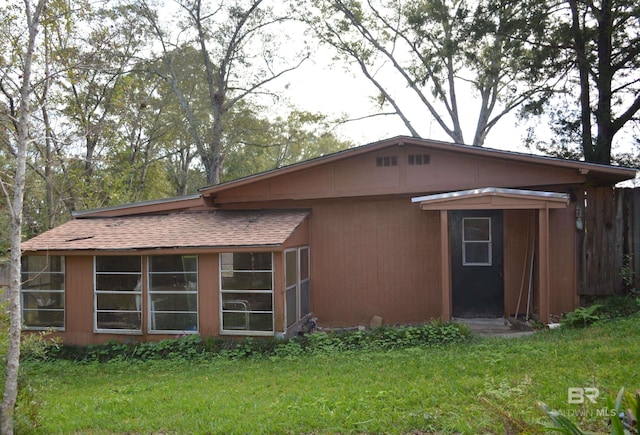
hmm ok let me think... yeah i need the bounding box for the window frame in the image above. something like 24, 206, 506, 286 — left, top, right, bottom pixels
285, 246, 311, 329
219, 252, 274, 336
20, 255, 66, 331
147, 255, 199, 334
285, 248, 298, 328
94, 255, 143, 334
462, 217, 492, 266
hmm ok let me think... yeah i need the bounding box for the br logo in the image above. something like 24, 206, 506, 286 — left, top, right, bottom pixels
568, 387, 600, 404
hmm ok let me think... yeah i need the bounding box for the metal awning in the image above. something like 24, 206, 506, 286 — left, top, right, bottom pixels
411, 187, 570, 210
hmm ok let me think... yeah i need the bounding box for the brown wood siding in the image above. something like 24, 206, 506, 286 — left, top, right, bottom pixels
503, 210, 536, 317
64, 256, 95, 344
307, 197, 442, 327
213, 145, 587, 204
549, 205, 578, 314
198, 254, 219, 337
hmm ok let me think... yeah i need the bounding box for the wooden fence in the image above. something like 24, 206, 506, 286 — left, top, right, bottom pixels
579, 186, 640, 296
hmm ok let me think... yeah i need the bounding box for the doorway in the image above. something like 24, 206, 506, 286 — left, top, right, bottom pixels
449, 210, 504, 318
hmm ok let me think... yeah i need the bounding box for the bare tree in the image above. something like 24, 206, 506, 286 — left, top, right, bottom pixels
0, 1, 47, 432
305, 0, 558, 146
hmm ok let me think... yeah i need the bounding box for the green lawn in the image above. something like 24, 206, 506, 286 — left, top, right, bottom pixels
13, 315, 640, 434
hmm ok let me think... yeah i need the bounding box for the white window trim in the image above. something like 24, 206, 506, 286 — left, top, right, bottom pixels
21, 256, 66, 331
219, 252, 274, 336
462, 217, 492, 266
285, 248, 298, 328
94, 256, 143, 334
147, 255, 199, 335
299, 246, 310, 318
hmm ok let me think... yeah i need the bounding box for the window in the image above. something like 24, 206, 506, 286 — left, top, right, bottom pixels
285, 250, 297, 327
462, 218, 492, 266
220, 252, 273, 334
285, 247, 311, 328
148, 255, 198, 333
95, 256, 142, 332
21, 256, 65, 330
299, 247, 310, 318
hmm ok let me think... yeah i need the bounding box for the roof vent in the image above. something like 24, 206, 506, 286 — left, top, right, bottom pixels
408, 154, 430, 165
376, 156, 398, 167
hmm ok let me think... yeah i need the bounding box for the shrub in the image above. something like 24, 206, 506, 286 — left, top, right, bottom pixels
34, 321, 472, 363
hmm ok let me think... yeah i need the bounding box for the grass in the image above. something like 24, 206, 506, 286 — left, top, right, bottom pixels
10, 315, 640, 434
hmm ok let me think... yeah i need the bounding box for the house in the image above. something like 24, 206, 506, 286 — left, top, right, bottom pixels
21, 136, 637, 345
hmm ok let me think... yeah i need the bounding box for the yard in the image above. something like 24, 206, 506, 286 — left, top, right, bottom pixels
9, 315, 640, 434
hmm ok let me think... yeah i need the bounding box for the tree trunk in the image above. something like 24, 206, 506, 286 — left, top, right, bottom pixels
567, 0, 594, 162
0, 1, 46, 433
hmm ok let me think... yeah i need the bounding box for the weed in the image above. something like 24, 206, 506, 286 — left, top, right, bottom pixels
562, 304, 604, 328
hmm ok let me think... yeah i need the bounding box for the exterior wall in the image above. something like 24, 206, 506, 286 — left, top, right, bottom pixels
503, 207, 578, 319
549, 205, 579, 314
503, 210, 535, 317
211, 144, 588, 204
218, 197, 443, 326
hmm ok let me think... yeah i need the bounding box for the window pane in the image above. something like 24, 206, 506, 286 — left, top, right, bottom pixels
21, 255, 63, 273
464, 242, 491, 265
463, 218, 490, 241
97, 294, 140, 311
21, 273, 64, 290
96, 274, 141, 292
22, 310, 64, 328
222, 272, 272, 290
221, 252, 272, 271
150, 294, 197, 312
286, 287, 297, 327
151, 313, 197, 331
22, 292, 64, 310
222, 292, 272, 312
149, 255, 197, 273
97, 312, 141, 330
286, 250, 297, 287
149, 273, 198, 291
95, 256, 142, 331
21, 255, 65, 330
300, 248, 309, 280
96, 256, 141, 272
300, 280, 310, 317
220, 252, 273, 333
222, 312, 272, 332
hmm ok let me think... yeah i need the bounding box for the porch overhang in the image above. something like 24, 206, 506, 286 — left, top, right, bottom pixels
411, 187, 570, 325
411, 187, 570, 210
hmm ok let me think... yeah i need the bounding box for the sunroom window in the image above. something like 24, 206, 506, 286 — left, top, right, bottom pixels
21, 256, 65, 330
95, 256, 142, 332
220, 252, 273, 334
148, 255, 198, 333
285, 247, 311, 328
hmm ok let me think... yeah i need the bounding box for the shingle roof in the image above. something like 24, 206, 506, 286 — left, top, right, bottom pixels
22, 210, 310, 252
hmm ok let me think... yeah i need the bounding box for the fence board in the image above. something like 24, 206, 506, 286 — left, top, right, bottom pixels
580, 186, 639, 296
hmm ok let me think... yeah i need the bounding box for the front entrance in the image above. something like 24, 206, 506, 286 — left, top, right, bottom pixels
449, 210, 504, 318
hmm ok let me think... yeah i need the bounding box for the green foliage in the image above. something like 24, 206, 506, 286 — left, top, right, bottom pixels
32, 321, 471, 363
20, 329, 62, 362
562, 295, 640, 329
562, 304, 604, 328
13, 315, 640, 434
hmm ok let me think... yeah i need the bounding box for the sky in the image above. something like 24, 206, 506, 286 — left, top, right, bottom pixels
276, 35, 533, 153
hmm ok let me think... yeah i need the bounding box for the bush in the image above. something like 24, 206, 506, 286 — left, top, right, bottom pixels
34, 321, 472, 363
562, 295, 640, 328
